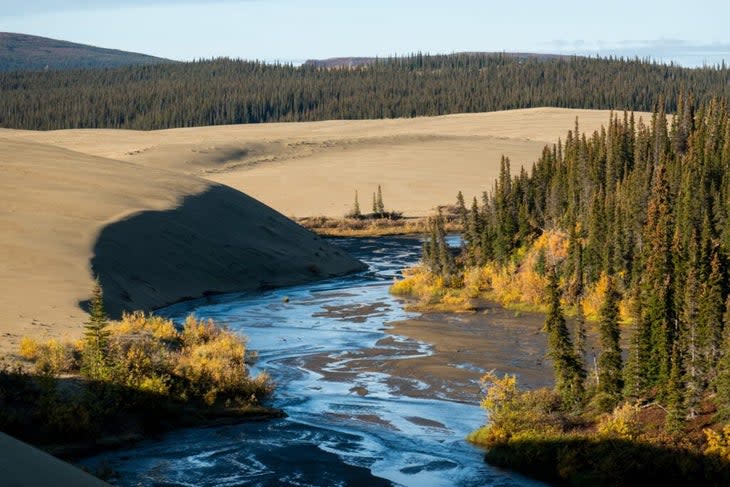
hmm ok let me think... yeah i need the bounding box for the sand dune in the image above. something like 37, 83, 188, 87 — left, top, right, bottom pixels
1, 108, 651, 217
0, 137, 363, 355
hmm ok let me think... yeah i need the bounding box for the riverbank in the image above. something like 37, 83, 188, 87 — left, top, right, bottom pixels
297, 215, 462, 237
467, 389, 730, 485
0, 312, 282, 476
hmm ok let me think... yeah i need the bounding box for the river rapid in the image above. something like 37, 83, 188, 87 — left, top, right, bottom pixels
81, 236, 545, 487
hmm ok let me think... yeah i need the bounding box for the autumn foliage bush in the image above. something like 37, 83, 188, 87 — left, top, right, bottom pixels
17, 312, 273, 407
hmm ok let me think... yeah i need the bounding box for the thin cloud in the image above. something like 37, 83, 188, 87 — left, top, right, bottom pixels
1, 0, 249, 17
544, 39, 730, 66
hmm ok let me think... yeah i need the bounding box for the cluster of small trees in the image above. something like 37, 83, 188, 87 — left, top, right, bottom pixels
427, 94, 730, 430
2, 54, 730, 130
349, 185, 398, 219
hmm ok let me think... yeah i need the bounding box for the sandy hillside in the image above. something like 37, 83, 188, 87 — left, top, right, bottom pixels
1, 108, 651, 217
0, 137, 363, 355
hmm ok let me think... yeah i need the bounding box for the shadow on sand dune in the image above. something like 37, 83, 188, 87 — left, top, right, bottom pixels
82, 184, 365, 319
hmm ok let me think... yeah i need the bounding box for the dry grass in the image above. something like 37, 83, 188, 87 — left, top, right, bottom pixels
297, 215, 462, 237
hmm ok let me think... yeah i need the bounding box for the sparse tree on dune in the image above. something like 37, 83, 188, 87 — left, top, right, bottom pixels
81, 278, 111, 380
350, 190, 361, 218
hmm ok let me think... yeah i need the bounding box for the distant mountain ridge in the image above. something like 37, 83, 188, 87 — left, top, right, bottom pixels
0, 32, 172, 71
303, 52, 572, 68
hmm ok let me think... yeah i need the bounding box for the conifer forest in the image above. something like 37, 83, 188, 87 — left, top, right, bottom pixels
422, 94, 730, 430
2, 53, 730, 130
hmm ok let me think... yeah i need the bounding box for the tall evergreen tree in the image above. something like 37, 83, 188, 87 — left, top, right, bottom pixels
351, 190, 361, 218
545, 268, 585, 408
638, 163, 675, 396
665, 343, 687, 436
713, 296, 730, 421
456, 191, 468, 227
81, 279, 111, 380
597, 276, 623, 399
573, 305, 588, 381
376, 185, 385, 214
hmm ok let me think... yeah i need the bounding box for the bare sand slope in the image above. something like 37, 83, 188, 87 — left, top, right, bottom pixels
0, 137, 363, 354
1, 108, 650, 217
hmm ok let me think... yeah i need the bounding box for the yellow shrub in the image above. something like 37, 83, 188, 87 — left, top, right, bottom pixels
390, 276, 416, 295
34, 339, 76, 376
618, 295, 635, 324
181, 315, 221, 346
597, 402, 641, 440
463, 266, 489, 298
704, 425, 730, 461
19, 336, 40, 361
581, 272, 610, 321
513, 267, 549, 306
480, 371, 519, 414
139, 375, 170, 395
176, 323, 250, 397
112, 311, 179, 340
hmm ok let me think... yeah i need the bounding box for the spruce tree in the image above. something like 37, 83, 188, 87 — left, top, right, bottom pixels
376, 185, 385, 214
698, 251, 724, 375
713, 296, 730, 421
466, 197, 482, 265
81, 279, 111, 380
435, 211, 456, 278
597, 276, 623, 399
639, 163, 675, 396
351, 190, 361, 218
545, 268, 585, 408
574, 305, 588, 382
456, 191, 467, 228
681, 261, 703, 418
665, 342, 686, 436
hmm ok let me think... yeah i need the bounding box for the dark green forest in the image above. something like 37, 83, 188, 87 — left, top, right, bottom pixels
1, 53, 730, 130
424, 93, 730, 429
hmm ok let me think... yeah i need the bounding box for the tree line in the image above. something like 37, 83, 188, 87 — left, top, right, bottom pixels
2, 54, 730, 130
424, 93, 730, 429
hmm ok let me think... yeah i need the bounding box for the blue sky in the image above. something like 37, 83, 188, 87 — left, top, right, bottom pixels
2, 0, 730, 66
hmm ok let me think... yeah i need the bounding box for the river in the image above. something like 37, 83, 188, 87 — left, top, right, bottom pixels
81, 236, 546, 487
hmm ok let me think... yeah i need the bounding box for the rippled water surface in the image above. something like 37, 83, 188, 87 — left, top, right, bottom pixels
81, 236, 544, 487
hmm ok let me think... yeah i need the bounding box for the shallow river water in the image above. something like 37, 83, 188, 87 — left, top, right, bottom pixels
81, 236, 545, 487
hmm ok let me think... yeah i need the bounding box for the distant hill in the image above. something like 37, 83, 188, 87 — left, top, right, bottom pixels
0, 32, 172, 71
303, 52, 571, 69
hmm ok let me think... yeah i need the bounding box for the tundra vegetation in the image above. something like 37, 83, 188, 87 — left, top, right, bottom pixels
0, 281, 275, 456
393, 94, 730, 483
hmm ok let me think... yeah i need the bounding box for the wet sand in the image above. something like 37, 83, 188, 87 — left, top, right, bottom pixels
300, 303, 554, 407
